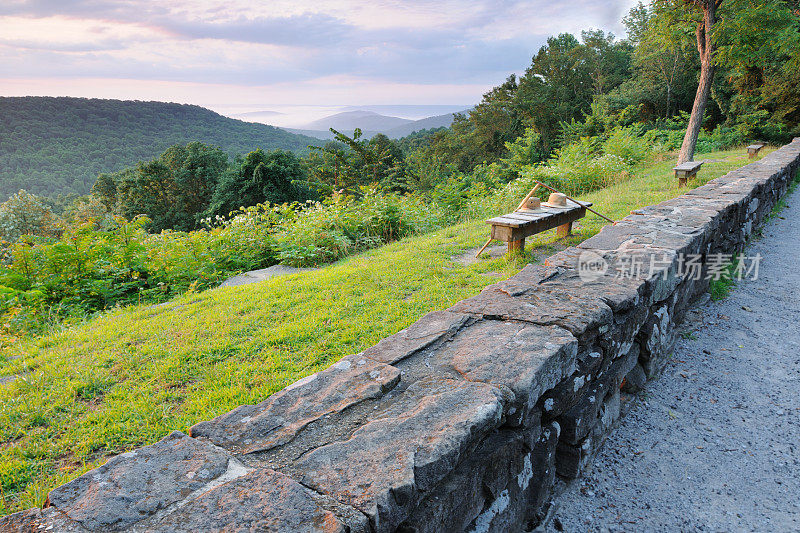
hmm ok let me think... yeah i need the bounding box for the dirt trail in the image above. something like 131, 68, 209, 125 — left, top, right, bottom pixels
546, 189, 800, 532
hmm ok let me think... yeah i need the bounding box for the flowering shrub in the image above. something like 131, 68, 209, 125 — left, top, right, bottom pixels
603, 127, 652, 165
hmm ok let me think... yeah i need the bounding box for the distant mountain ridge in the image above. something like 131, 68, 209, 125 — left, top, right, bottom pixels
0, 97, 322, 200
384, 111, 467, 138
285, 109, 468, 140
302, 110, 413, 132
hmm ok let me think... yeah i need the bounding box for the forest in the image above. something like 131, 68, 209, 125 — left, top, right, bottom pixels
1, 0, 799, 347
0, 97, 322, 200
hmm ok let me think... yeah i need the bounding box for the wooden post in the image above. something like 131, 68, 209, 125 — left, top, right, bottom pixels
556, 222, 573, 238
678, 173, 688, 187
508, 238, 525, 254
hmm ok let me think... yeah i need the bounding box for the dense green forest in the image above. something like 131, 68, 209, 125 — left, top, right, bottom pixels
0, 97, 322, 200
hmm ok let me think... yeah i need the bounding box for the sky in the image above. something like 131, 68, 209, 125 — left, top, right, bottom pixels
0, 0, 638, 125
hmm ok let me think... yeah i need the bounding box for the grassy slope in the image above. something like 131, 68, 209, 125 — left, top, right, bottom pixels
0, 147, 765, 513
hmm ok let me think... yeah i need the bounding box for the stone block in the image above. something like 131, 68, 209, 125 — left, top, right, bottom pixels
556, 388, 620, 480
397, 319, 577, 428
138, 468, 369, 533
463, 422, 561, 533
556, 347, 636, 445
638, 303, 677, 378
287, 376, 508, 533
556, 437, 592, 479
0, 507, 83, 533
622, 362, 647, 393
398, 429, 530, 533
362, 310, 473, 364
191, 354, 401, 454
538, 351, 605, 421
46, 431, 232, 531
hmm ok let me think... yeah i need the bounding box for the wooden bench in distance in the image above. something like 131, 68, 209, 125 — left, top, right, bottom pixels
747, 143, 766, 159
486, 199, 592, 254
673, 160, 703, 187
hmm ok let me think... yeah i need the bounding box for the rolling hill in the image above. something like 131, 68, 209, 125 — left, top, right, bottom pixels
284, 109, 466, 140
0, 97, 322, 200
383, 110, 466, 138
302, 110, 413, 132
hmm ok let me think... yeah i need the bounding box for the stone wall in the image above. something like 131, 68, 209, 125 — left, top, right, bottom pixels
5, 139, 800, 533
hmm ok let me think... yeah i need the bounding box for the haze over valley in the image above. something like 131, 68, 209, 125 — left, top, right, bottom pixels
223, 104, 472, 139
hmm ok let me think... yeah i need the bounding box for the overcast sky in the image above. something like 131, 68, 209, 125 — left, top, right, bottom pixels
0, 0, 638, 116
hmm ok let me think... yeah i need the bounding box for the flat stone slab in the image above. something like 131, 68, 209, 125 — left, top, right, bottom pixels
512, 262, 643, 313
449, 270, 614, 339
0, 507, 84, 532
577, 222, 701, 257
289, 376, 508, 532
137, 468, 369, 533
362, 310, 473, 365
191, 354, 401, 454
544, 247, 682, 308
46, 431, 232, 531
220, 265, 316, 287
420, 319, 578, 423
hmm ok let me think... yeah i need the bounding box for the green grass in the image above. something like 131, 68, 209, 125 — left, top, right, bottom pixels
0, 146, 765, 514
679, 330, 699, 340
709, 273, 737, 301
764, 168, 800, 223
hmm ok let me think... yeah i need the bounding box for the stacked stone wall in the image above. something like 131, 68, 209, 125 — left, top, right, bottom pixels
5, 139, 800, 533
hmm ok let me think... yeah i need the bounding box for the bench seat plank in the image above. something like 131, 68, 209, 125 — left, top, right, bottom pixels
673, 161, 703, 172
486, 216, 525, 227
501, 213, 546, 222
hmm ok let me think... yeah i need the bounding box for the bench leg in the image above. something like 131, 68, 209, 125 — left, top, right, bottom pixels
508, 238, 525, 254
748, 150, 756, 159
678, 176, 687, 187
556, 221, 573, 238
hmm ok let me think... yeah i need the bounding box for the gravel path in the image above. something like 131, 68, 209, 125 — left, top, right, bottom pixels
547, 189, 800, 533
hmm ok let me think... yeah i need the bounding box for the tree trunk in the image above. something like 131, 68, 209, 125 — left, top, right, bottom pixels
678, 0, 717, 164
665, 85, 672, 119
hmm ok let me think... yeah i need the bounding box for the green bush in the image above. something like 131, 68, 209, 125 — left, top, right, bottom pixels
602, 127, 652, 165
523, 136, 630, 197
430, 166, 502, 224
274, 189, 437, 267
646, 119, 745, 154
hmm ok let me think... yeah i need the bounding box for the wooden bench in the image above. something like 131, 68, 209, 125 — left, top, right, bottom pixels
747, 143, 766, 159
673, 160, 703, 187
486, 199, 592, 254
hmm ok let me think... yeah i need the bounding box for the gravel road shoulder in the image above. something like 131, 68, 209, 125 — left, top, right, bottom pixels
546, 188, 800, 532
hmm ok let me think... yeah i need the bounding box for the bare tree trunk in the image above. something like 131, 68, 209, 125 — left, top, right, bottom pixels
665, 85, 672, 119
678, 0, 717, 164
